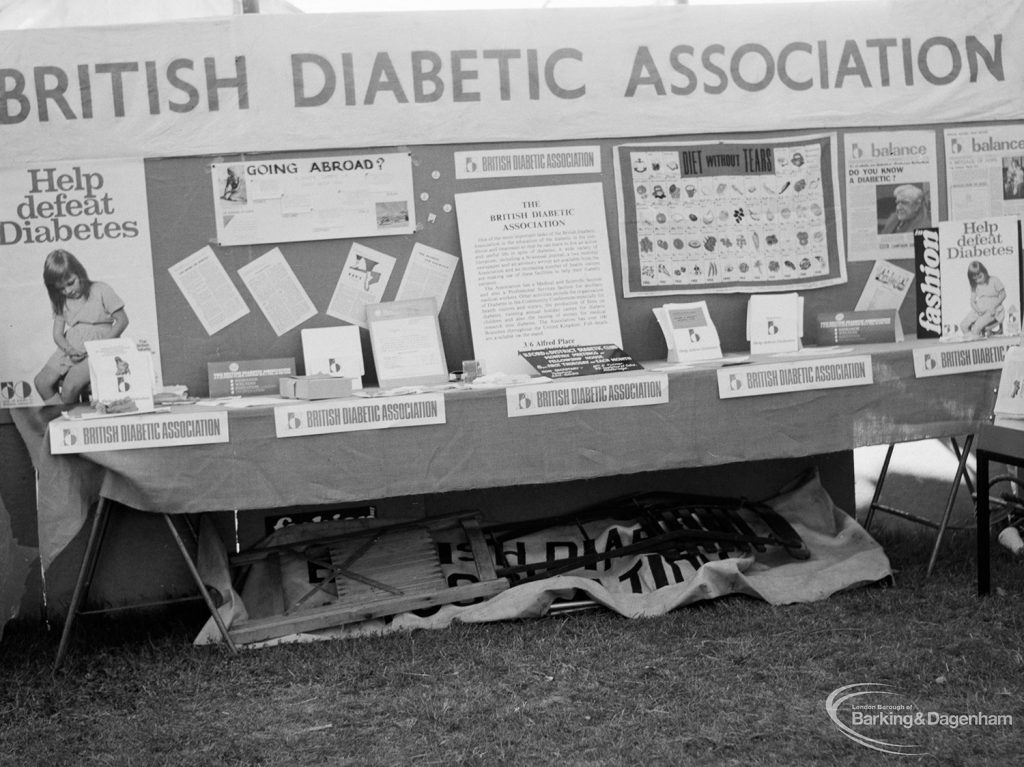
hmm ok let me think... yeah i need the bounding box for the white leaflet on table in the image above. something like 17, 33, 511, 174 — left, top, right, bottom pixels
994, 344, 1024, 419
747, 293, 803, 355
654, 301, 723, 363
301, 325, 365, 389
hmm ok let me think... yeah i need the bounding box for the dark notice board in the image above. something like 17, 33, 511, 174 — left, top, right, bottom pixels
146, 128, 954, 397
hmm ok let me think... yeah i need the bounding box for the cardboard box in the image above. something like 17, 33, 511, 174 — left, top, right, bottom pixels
279, 374, 354, 400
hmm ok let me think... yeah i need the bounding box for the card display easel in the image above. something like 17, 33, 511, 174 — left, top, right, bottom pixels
366, 298, 449, 388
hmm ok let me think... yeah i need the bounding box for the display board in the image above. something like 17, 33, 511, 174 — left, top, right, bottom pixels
2, 3, 1024, 401
0, 128, 1019, 400
144, 120, 1012, 398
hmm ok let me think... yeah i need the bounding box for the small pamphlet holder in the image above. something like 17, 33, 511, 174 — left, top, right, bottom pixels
747, 293, 803, 355
301, 325, 365, 389
84, 337, 155, 411
653, 301, 723, 363
994, 343, 1024, 427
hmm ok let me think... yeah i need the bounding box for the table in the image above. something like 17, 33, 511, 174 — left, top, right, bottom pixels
975, 423, 1024, 596
13, 340, 1001, 670
22, 341, 1001, 575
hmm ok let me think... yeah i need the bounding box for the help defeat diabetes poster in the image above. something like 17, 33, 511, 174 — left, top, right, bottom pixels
914, 216, 1022, 340
0, 159, 161, 407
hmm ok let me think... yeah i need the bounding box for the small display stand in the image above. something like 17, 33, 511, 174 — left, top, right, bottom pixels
747, 293, 803, 355
367, 297, 449, 388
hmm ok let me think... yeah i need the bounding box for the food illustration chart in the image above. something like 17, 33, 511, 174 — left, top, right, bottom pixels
617, 136, 845, 295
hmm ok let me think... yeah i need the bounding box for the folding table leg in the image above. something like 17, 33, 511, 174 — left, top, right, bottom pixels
926, 434, 974, 577
53, 497, 112, 675
977, 450, 990, 596
862, 443, 896, 530
162, 514, 239, 654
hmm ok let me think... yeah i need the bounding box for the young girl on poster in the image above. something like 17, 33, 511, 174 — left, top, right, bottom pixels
959, 260, 1006, 338
33, 249, 129, 406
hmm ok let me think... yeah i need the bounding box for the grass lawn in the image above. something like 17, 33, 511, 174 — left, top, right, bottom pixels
1, 527, 1022, 766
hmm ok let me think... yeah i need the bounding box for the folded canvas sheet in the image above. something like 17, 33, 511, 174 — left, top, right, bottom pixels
195, 470, 892, 646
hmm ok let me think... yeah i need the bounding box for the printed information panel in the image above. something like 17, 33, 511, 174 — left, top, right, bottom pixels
913, 337, 1021, 378
505, 372, 669, 418
717, 355, 873, 399
50, 411, 229, 454
615, 134, 846, 296
211, 152, 415, 246
274, 393, 446, 438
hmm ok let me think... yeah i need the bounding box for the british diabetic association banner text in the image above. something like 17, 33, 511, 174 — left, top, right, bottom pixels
2, 0, 1022, 162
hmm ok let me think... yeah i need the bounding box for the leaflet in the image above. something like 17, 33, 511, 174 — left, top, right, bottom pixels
238, 248, 317, 336
327, 243, 397, 328
168, 246, 250, 336
394, 242, 459, 309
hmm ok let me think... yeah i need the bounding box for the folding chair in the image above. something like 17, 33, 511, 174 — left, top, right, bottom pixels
862, 436, 976, 577
976, 424, 1024, 594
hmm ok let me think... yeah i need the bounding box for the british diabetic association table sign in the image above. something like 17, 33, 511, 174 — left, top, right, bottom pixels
717, 354, 873, 398
273, 393, 446, 438
506, 371, 668, 418
50, 409, 230, 454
